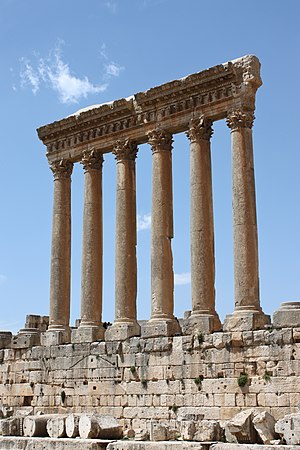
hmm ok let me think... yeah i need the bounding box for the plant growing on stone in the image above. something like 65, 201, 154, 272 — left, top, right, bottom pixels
263, 371, 271, 382
130, 366, 136, 374
194, 375, 204, 386
141, 379, 147, 388
237, 373, 248, 387
197, 333, 204, 344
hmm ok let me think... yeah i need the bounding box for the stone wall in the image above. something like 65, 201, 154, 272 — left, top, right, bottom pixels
0, 328, 299, 432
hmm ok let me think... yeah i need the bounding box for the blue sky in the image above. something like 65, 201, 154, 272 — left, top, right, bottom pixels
0, 0, 299, 333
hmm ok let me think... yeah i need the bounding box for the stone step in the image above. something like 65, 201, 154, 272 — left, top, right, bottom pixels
0, 436, 112, 449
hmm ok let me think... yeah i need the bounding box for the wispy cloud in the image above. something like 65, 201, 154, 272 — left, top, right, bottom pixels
174, 272, 191, 286
104, 0, 117, 13
0, 275, 7, 286
137, 213, 151, 231
19, 41, 124, 104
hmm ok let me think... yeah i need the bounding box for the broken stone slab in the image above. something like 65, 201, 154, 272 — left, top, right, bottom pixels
180, 420, 196, 440
0, 436, 111, 449
123, 428, 135, 439
23, 414, 56, 437
0, 417, 23, 436
194, 420, 224, 442
0, 405, 13, 419
66, 413, 81, 438
134, 428, 149, 441
225, 409, 257, 444
46, 415, 68, 438
211, 443, 300, 450
107, 442, 207, 450
252, 411, 277, 444
149, 422, 178, 441
275, 412, 300, 445
79, 414, 123, 440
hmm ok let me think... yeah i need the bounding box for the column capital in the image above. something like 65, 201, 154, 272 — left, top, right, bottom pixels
81, 149, 104, 172
147, 129, 173, 154
226, 109, 255, 131
50, 159, 73, 180
112, 139, 138, 161
186, 116, 213, 142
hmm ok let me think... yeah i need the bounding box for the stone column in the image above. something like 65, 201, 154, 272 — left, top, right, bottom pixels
72, 149, 105, 343
47, 159, 73, 344
186, 116, 221, 333
106, 139, 140, 341
224, 109, 270, 331
141, 129, 180, 338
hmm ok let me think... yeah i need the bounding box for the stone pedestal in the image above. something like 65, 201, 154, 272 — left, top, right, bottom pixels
41, 329, 71, 346
273, 302, 300, 328
224, 110, 270, 331
79, 150, 105, 342
47, 159, 73, 343
106, 140, 140, 341
186, 117, 221, 334
142, 129, 181, 338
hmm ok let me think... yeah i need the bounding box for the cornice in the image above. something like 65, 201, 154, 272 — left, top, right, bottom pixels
37, 55, 261, 162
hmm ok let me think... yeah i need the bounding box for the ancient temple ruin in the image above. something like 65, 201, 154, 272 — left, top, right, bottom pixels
0, 55, 299, 449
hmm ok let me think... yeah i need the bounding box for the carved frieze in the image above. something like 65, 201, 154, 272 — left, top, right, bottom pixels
38, 55, 262, 161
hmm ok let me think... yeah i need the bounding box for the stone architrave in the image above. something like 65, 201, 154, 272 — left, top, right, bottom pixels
224, 110, 270, 331
47, 159, 73, 344
105, 139, 140, 341
186, 116, 221, 334
141, 129, 180, 338
72, 149, 105, 343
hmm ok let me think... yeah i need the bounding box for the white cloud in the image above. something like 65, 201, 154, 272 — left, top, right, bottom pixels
104, 62, 124, 78
19, 42, 124, 104
0, 275, 7, 286
20, 59, 40, 94
174, 272, 191, 286
137, 213, 151, 231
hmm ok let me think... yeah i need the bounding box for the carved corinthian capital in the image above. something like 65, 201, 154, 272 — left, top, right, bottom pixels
81, 148, 104, 171
186, 116, 213, 142
112, 139, 138, 161
50, 159, 73, 180
226, 109, 255, 131
148, 129, 173, 154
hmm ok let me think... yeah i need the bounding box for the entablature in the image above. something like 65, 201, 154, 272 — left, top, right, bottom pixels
37, 55, 262, 163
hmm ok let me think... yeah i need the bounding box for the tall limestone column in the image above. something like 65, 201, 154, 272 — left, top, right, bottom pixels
141, 129, 180, 338
106, 139, 141, 341
186, 116, 221, 333
47, 159, 73, 344
224, 109, 270, 331
73, 149, 105, 343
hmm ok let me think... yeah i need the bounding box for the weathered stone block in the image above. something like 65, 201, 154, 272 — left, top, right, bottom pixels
275, 412, 300, 444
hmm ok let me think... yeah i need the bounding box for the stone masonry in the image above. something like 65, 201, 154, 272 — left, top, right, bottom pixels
1, 56, 300, 447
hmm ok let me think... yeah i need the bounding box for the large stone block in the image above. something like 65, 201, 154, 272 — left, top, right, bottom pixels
275, 412, 300, 444
273, 302, 300, 328
223, 311, 270, 332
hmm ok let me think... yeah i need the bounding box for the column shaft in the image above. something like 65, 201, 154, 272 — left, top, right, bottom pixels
141, 129, 180, 338
80, 150, 104, 330
105, 140, 140, 341
224, 110, 270, 331
187, 117, 221, 332
49, 159, 73, 332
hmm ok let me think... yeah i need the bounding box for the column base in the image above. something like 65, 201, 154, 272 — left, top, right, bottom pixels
105, 321, 141, 341
182, 313, 222, 335
223, 309, 270, 332
11, 328, 41, 349
71, 325, 105, 343
41, 327, 71, 346
273, 302, 300, 328
141, 317, 181, 338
